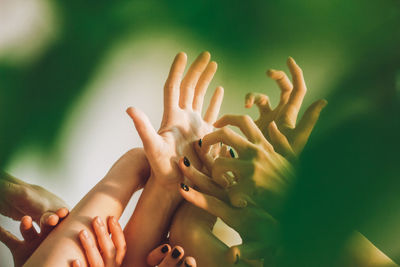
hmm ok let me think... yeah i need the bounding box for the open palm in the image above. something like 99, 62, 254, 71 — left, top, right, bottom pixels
127, 52, 224, 191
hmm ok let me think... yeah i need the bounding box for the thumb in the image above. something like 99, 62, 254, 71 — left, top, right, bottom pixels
126, 107, 160, 153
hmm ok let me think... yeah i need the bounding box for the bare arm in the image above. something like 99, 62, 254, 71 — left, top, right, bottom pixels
24, 148, 150, 267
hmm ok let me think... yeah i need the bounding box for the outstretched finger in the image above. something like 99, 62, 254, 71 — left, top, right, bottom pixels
204, 86, 224, 124
193, 61, 218, 112
293, 99, 327, 154
179, 52, 210, 109
126, 107, 161, 154
147, 244, 171, 266
92, 216, 115, 263
20, 215, 39, 241
178, 156, 226, 200
179, 184, 237, 229
164, 52, 187, 113
0, 226, 20, 250
267, 121, 296, 160
108, 216, 126, 265
79, 230, 103, 267
214, 114, 267, 144
267, 69, 293, 106
282, 57, 307, 127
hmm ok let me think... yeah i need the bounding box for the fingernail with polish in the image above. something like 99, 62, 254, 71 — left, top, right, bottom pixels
235, 253, 240, 264
181, 183, 189, 192
183, 156, 190, 167
172, 248, 181, 259
161, 245, 169, 253
198, 139, 202, 147
229, 148, 235, 158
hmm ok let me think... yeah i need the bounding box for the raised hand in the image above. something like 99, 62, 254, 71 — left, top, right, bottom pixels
245, 57, 327, 156
0, 208, 69, 267
126, 51, 224, 192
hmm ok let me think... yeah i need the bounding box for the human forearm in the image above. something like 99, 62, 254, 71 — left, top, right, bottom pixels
24, 148, 149, 267
122, 177, 181, 267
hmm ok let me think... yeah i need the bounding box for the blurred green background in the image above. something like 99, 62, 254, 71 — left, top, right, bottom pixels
0, 0, 399, 266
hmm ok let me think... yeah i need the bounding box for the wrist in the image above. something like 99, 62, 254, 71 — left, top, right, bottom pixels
144, 175, 182, 208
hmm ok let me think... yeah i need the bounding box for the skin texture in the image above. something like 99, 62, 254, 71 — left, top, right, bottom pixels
169, 58, 327, 266
0, 171, 68, 223
0, 208, 68, 267
123, 51, 224, 267
73, 217, 197, 267
24, 148, 150, 267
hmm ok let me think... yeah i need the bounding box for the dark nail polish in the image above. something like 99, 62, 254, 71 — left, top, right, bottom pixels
181, 183, 189, 191
177, 259, 184, 266
184, 261, 192, 267
198, 139, 202, 147
229, 148, 235, 158
183, 156, 190, 167
172, 248, 181, 259
235, 254, 240, 264
161, 245, 169, 253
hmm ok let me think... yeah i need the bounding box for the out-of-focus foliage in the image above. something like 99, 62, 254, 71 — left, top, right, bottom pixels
0, 0, 399, 265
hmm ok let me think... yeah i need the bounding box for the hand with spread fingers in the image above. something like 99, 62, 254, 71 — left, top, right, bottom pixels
200, 114, 295, 216
126, 51, 224, 191
0, 208, 69, 267
123, 52, 224, 266
245, 57, 327, 157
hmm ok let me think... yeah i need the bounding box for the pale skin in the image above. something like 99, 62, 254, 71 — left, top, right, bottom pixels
0, 171, 68, 223
168, 58, 327, 266
72, 217, 197, 267
123, 51, 224, 267
24, 148, 150, 267
0, 208, 69, 267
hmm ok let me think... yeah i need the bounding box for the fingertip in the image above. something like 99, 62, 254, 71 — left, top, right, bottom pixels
226, 246, 241, 264
56, 207, 69, 218
72, 259, 81, 267
319, 99, 328, 108
201, 51, 211, 60
176, 52, 187, 60
126, 106, 135, 118
184, 256, 197, 267
21, 216, 33, 230
46, 214, 59, 226
287, 56, 296, 66
209, 60, 218, 70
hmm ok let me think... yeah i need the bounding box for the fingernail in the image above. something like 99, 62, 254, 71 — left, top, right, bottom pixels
229, 148, 235, 158
198, 139, 202, 147
82, 230, 89, 238
321, 99, 328, 108
235, 253, 240, 264
183, 157, 190, 167
184, 261, 192, 267
238, 199, 248, 208
161, 245, 169, 253
172, 248, 181, 258
74, 260, 81, 267
181, 183, 189, 191
96, 216, 103, 226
